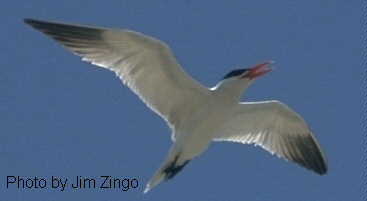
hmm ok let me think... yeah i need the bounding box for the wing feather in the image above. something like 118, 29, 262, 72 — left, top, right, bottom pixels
24, 19, 209, 130
214, 100, 328, 175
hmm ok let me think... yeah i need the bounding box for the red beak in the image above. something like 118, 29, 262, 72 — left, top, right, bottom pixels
241, 61, 273, 79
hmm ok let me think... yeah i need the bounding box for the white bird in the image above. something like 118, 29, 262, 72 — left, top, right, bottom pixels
24, 19, 328, 193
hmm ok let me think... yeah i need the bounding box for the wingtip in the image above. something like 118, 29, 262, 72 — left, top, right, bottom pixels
23, 18, 56, 28
310, 159, 328, 176
313, 168, 326, 175
317, 166, 328, 175
314, 148, 328, 175
23, 18, 43, 29
23, 18, 36, 25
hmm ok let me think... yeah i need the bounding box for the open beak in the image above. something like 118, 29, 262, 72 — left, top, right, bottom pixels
241, 61, 273, 79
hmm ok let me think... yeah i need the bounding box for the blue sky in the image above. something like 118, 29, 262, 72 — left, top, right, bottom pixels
1, 1, 363, 201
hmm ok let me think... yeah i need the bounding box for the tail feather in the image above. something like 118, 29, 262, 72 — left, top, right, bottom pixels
144, 150, 190, 193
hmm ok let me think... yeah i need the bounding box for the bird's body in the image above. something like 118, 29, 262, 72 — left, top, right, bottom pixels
24, 19, 328, 193
173, 92, 235, 157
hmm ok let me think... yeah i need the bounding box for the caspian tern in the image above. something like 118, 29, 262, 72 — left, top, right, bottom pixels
24, 18, 328, 193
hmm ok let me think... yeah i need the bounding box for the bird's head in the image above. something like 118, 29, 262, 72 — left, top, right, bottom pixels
213, 61, 273, 101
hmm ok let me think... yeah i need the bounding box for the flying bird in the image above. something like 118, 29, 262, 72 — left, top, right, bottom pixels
24, 18, 328, 193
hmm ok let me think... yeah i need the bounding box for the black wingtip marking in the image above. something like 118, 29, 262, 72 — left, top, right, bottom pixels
292, 134, 328, 175
163, 156, 191, 180
23, 18, 105, 42
24, 18, 33, 25
24, 18, 42, 26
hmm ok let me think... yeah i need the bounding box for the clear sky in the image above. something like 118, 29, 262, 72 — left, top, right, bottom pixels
1, 1, 363, 201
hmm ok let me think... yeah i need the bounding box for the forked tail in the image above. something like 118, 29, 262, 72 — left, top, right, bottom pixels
144, 147, 191, 193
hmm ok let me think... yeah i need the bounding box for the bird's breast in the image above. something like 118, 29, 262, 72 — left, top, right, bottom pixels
174, 99, 236, 158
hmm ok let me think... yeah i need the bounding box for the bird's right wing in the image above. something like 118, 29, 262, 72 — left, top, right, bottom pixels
24, 19, 209, 129
214, 100, 328, 175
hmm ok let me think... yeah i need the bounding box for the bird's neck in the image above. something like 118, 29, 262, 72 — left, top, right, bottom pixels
212, 80, 251, 103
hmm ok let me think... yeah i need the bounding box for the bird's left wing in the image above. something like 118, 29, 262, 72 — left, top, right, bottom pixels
213, 100, 328, 175
24, 19, 209, 130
